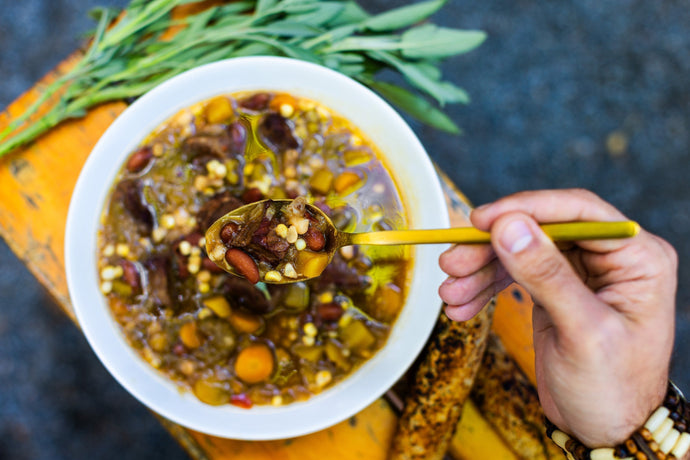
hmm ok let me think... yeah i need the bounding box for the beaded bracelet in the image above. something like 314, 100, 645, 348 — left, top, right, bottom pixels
545, 382, 690, 460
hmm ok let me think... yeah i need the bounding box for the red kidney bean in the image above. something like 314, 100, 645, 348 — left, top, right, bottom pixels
126, 146, 153, 173
224, 248, 260, 284
304, 226, 326, 251
317, 302, 343, 322
241, 187, 264, 203
120, 260, 141, 291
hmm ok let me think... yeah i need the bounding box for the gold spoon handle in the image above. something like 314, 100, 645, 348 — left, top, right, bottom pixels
347, 221, 640, 246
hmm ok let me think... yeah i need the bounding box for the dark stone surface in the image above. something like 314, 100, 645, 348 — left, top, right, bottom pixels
1, 0, 689, 458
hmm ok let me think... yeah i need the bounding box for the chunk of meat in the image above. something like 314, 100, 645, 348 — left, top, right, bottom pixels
223, 277, 272, 314
196, 191, 244, 230
239, 93, 271, 111
259, 113, 298, 150
144, 255, 172, 307
115, 179, 155, 231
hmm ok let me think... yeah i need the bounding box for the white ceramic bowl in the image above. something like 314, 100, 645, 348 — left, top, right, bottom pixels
66, 56, 450, 440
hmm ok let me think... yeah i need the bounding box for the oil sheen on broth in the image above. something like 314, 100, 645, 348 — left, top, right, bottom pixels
96, 91, 410, 407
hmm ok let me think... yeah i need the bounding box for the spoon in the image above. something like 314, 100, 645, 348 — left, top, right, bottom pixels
205, 199, 640, 284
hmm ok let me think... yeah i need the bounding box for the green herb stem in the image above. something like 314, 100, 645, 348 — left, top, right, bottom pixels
0, 0, 485, 159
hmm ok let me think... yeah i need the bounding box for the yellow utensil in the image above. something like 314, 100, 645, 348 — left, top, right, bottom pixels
343, 220, 640, 246
206, 199, 640, 283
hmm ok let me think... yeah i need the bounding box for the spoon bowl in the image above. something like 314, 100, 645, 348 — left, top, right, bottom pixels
205, 198, 641, 284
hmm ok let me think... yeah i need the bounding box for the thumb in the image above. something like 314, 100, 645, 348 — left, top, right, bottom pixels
490, 213, 606, 335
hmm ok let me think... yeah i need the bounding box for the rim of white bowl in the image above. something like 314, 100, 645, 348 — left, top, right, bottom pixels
65, 56, 450, 440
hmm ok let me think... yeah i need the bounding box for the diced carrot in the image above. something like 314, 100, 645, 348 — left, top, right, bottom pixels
202, 296, 232, 318
234, 343, 275, 384
180, 321, 202, 349
333, 171, 362, 194
228, 309, 264, 334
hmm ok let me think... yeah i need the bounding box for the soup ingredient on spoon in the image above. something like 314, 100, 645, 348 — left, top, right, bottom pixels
208, 197, 334, 283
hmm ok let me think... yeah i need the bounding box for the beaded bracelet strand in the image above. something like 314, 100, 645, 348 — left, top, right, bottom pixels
545, 382, 690, 460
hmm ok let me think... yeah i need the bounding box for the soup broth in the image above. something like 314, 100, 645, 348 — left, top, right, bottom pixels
97, 91, 410, 407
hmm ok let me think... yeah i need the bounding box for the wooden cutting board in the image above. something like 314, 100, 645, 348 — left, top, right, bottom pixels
0, 54, 535, 460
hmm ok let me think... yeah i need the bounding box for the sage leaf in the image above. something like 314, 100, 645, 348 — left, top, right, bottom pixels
368, 80, 461, 134
362, 0, 446, 32
401, 24, 486, 59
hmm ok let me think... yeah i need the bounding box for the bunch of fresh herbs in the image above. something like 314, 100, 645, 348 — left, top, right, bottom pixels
0, 0, 485, 158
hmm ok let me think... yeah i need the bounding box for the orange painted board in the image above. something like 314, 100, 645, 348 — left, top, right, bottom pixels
0, 52, 536, 459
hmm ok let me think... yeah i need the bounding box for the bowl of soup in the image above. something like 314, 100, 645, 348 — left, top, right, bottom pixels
66, 56, 449, 439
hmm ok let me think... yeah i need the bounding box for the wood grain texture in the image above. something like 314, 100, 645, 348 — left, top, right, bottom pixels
0, 55, 538, 459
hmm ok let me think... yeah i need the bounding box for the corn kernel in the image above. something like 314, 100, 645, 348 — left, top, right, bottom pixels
284, 166, 297, 179
198, 282, 210, 294
102, 244, 115, 257
115, 243, 129, 257
315, 370, 332, 388
179, 360, 195, 376
265, 270, 283, 282
275, 224, 288, 239
286, 225, 298, 244
198, 237, 206, 248
161, 214, 176, 229
215, 163, 228, 178
294, 218, 310, 235
303, 323, 318, 337
152, 227, 167, 243
288, 317, 299, 329
178, 241, 192, 255
191, 247, 201, 256
308, 156, 324, 169
288, 331, 298, 341
279, 103, 294, 118
338, 313, 352, 328
271, 395, 284, 406
283, 263, 298, 279
197, 270, 211, 283
302, 335, 315, 346
318, 292, 334, 304
339, 246, 355, 260
295, 239, 306, 251
152, 143, 164, 157
174, 208, 189, 226
100, 266, 120, 281
188, 263, 200, 275
100, 281, 113, 294
194, 175, 209, 191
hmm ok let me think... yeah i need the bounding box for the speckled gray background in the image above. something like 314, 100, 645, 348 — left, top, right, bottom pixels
1, 1, 689, 458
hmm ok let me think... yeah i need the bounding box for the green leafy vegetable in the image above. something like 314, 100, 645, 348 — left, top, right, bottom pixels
0, 0, 485, 157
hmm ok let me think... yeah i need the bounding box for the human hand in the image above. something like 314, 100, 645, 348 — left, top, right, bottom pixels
438, 189, 678, 447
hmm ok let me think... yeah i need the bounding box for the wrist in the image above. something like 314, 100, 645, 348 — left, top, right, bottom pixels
546, 382, 690, 460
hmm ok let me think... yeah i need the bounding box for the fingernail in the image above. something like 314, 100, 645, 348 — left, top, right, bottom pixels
474, 203, 490, 212
500, 219, 534, 254
443, 276, 457, 286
